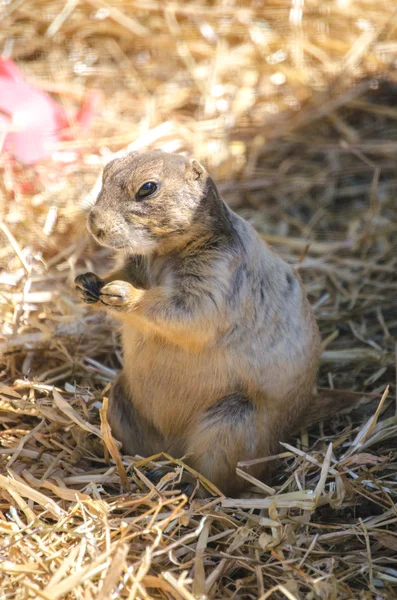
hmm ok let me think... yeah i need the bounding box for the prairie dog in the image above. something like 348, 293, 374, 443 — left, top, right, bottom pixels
75, 151, 321, 496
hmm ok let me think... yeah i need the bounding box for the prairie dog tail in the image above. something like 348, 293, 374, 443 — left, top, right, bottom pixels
295, 388, 376, 432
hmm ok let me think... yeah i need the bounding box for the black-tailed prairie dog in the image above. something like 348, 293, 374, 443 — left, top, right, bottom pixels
75, 150, 322, 496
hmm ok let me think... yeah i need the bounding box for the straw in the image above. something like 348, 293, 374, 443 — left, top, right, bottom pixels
1, 1, 397, 597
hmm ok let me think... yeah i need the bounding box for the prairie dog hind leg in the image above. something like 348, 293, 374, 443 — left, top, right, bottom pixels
185, 393, 272, 496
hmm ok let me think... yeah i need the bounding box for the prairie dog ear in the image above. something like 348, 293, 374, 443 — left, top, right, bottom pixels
102, 157, 118, 181
186, 157, 205, 181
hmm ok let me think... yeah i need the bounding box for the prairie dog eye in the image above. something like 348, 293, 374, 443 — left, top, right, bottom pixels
136, 181, 158, 199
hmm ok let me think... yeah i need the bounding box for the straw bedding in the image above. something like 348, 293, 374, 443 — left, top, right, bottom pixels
1, 1, 397, 598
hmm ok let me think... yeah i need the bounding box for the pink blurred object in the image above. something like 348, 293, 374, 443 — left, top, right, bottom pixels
0, 58, 99, 164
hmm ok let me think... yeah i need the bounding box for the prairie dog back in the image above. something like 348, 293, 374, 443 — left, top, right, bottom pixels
75, 150, 321, 496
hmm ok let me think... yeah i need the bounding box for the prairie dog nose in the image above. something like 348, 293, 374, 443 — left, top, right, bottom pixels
88, 209, 104, 238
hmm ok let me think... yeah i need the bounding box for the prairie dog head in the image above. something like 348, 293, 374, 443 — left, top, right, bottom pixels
88, 150, 210, 254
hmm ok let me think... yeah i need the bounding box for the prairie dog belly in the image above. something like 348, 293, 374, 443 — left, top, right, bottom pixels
121, 323, 238, 436
120, 301, 316, 438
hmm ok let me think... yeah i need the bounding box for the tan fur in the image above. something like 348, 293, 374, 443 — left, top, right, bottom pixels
75, 150, 323, 496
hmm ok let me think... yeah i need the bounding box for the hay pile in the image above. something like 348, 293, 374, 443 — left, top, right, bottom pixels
1, 1, 397, 598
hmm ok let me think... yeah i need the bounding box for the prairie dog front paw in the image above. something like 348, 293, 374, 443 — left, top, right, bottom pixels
75, 272, 105, 304
99, 280, 134, 309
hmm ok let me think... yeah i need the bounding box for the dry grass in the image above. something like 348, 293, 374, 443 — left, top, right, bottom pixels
1, 1, 397, 598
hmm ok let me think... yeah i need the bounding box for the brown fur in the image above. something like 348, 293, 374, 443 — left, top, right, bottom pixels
75, 150, 323, 496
